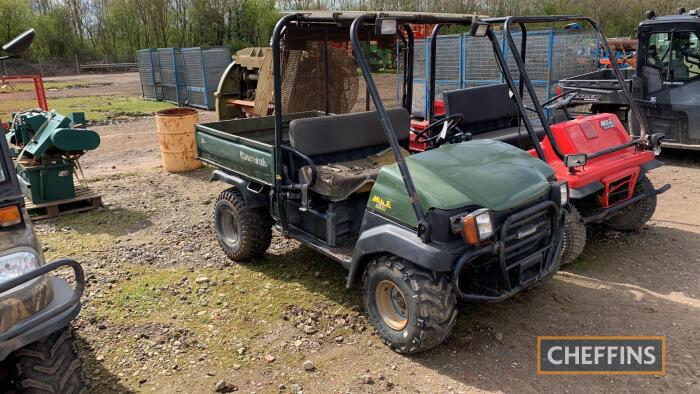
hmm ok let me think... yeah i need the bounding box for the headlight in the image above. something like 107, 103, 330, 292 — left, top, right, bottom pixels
559, 183, 569, 206
0, 251, 39, 285
461, 208, 494, 245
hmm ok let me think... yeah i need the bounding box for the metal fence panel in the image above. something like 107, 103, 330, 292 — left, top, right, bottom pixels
136, 49, 162, 100
158, 48, 187, 105
413, 29, 599, 120
182, 47, 231, 110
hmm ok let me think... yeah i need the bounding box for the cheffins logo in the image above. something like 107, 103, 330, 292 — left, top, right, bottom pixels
537, 336, 666, 375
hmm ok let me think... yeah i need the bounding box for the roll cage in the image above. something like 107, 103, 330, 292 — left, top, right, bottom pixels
474, 15, 660, 163
270, 12, 478, 235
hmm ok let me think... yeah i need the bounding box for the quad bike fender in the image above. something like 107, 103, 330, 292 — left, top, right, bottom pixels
210, 170, 269, 208
570, 159, 664, 200
570, 181, 604, 199
640, 159, 663, 174
346, 212, 457, 288
0, 260, 83, 361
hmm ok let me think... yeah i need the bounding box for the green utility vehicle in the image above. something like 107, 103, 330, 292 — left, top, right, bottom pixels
0, 29, 86, 392
197, 12, 568, 353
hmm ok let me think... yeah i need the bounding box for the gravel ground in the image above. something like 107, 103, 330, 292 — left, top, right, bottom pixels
7, 72, 699, 393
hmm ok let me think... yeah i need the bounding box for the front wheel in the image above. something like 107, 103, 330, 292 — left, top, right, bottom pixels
11, 326, 86, 393
561, 205, 586, 265
605, 175, 657, 231
214, 187, 272, 261
363, 256, 457, 354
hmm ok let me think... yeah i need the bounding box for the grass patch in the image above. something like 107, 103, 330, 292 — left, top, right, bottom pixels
41, 208, 150, 259
95, 251, 361, 364
0, 80, 111, 94
48, 96, 174, 122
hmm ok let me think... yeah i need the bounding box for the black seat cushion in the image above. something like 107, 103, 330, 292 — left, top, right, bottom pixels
443, 84, 519, 133
288, 108, 410, 157
443, 84, 545, 149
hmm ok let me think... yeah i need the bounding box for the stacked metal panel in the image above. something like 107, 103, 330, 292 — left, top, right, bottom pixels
412, 29, 599, 119
182, 47, 231, 110
158, 48, 187, 105
136, 49, 163, 100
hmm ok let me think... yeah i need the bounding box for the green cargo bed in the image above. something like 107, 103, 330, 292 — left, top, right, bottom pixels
195, 112, 322, 185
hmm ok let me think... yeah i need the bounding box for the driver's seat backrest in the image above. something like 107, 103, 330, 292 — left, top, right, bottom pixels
443, 84, 519, 134
288, 108, 410, 164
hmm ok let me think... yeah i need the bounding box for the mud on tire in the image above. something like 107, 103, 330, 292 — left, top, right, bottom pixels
561, 205, 586, 265
605, 175, 657, 231
214, 187, 272, 261
363, 255, 457, 354
11, 326, 86, 393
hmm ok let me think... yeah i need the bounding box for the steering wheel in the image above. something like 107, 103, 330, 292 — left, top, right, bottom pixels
412, 114, 465, 148
542, 90, 580, 111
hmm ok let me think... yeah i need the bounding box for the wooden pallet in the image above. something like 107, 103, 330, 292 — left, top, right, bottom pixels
25, 186, 103, 220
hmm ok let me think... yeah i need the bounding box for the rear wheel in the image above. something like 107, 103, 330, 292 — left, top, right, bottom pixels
363, 255, 457, 354
561, 205, 586, 265
605, 175, 657, 231
11, 326, 86, 393
214, 187, 272, 261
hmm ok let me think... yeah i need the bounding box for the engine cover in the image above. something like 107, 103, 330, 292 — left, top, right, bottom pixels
549, 113, 632, 155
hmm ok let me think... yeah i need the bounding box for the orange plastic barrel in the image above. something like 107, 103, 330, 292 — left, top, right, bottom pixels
155, 108, 202, 173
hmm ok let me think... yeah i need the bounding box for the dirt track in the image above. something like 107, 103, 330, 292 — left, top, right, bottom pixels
5, 72, 697, 393
46, 113, 699, 393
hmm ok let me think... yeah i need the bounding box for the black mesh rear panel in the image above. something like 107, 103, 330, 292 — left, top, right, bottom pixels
279, 28, 405, 115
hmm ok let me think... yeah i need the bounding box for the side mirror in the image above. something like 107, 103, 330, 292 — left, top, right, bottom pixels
2, 28, 35, 56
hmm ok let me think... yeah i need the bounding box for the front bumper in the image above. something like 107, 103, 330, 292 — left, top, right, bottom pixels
581, 183, 670, 224
451, 201, 563, 302
0, 259, 84, 361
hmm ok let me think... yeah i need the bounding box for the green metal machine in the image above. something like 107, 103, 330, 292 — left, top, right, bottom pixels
5, 110, 100, 204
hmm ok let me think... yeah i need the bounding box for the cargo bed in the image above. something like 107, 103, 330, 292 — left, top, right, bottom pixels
195, 112, 322, 185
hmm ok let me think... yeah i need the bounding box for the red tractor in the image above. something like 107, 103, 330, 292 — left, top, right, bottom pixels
410, 16, 669, 264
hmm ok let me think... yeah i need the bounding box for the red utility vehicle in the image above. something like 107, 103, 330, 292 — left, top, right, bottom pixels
410, 16, 668, 264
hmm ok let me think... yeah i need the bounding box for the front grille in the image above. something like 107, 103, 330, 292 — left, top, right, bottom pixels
607, 175, 634, 206
500, 201, 556, 289
455, 199, 560, 301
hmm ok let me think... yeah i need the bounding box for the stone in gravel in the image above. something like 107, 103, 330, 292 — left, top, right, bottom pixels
214, 380, 227, 392
302, 325, 316, 335
495, 332, 503, 342
207, 371, 216, 376
362, 374, 374, 384
278, 384, 285, 390
303, 360, 315, 371
195, 277, 210, 284
237, 347, 246, 355
334, 336, 344, 343
232, 364, 242, 370
264, 354, 276, 363
96, 355, 105, 362
290, 383, 303, 394
293, 340, 303, 347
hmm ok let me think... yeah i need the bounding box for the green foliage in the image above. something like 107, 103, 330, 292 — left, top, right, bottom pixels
4, 0, 700, 62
